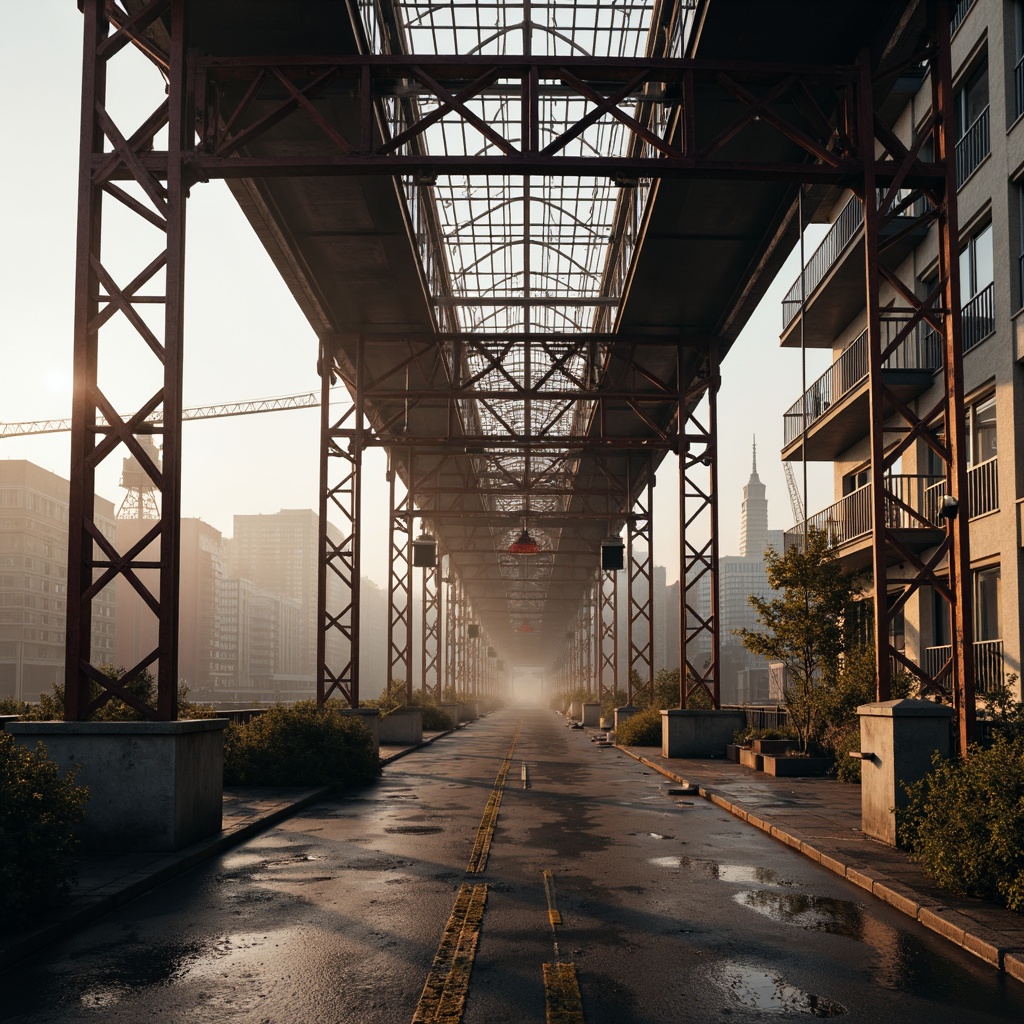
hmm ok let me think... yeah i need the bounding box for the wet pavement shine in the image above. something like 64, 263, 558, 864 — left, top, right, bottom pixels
2, 706, 1024, 1023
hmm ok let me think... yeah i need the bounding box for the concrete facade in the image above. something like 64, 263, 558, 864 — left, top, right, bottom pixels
377, 707, 423, 745
7, 718, 227, 851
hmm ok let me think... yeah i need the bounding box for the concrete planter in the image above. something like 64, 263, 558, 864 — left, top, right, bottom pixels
599, 717, 613, 730
581, 702, 600, 727
336, 708, 380, 754
725, 743, 745, 762
614, 704, 638, 732
751, 738, 796, 756
378, 707, 423, 745
661, 709, 746, 758
458, 702, 478, 723
441, 703, 461, 728
0, 715, 19, 731
761, 754, 832, 777
7, 719, 228, 852
738, 747, 764, 770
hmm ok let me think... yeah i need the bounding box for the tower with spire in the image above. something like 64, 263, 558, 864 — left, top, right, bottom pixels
740, 437, 769, 558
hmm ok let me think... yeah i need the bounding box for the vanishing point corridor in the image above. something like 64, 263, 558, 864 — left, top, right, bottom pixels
4, 709, 1023, 1024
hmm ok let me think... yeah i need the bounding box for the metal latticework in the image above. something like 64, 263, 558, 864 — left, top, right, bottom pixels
626, 473, 654, 706
421, 553, 441, 701
388, 456, 414, 701
679, 349, 720, 709
599, 568, 618, 705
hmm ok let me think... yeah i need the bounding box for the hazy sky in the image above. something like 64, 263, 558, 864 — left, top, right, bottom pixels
0, 2, 831, 588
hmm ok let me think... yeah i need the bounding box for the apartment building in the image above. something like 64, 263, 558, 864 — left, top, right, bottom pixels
0, 461, 116, 701
780, 0, 1023, 701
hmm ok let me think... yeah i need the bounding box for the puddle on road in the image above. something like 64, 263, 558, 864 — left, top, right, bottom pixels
627, 832, 674, 840
717, 960, 846, 1017
384, 825, 444, 835
710, 863, 792, 886
648, 855, 688, 869
735, 890, 863, 938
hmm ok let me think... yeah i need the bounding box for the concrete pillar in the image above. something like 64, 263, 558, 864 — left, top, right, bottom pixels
614, 704, 637, 732
7, 719, 227, 852
581, 702, 600, 727
857, 698, 954, 846
337, 708, 381, 754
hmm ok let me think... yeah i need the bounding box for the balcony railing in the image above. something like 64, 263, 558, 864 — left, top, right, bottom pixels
924, 456, 998, 520
956, 105, 990, 187
923, 638, 1003, 695
962, 281, 995, 351
783, 324, 941, 446
784, 475, 942, 550
950, 0, 977, 35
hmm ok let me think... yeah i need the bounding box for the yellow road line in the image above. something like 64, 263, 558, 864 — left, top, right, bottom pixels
465, 715, 524, 874
543, 869, 562, 927
542, 962, 585, 1024
412, 883, 488, 1024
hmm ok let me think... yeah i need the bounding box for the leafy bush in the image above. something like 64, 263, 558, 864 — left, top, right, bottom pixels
224, 701, 382, 788
732, 725, 795, 745
0, 735, 89, 924
615, 706, 662, 747
899, 737, 1024, 911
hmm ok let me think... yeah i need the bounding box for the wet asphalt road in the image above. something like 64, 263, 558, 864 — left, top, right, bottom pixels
3, 706, 1024, 1023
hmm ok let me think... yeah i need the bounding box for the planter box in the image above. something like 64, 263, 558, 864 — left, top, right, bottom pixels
725, 743, 745, 762
661, 709, 746, 758
581, 702, 601, 728
761, 754, 832, 777
751, 739, 795, 756
739, 747, 764, 770
378, 707, 423, 745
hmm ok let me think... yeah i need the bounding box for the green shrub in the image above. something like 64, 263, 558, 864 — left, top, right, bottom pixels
419, 703, 453, 731
899, 737, 1024, 911
615, 706, 662, 747
0, 735, 89, 925
224, 701, 382, 788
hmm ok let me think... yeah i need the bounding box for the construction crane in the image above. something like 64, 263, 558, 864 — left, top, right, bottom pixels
0, 389, 333, 439
783, 461, 804, 529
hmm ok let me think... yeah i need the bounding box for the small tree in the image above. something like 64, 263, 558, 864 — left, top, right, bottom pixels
736, 530, 861, 753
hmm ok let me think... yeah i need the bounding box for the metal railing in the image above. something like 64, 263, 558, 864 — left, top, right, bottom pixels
956, 105, 990, 186
923, 638, 1003, 695
723, 705, 789, 732
950, 0, 977, 35
962, 281, 995, 351
782, 324, 941, 446
925, 456, 998, 520
782, 195, 863, 329
785, 475, 943, 550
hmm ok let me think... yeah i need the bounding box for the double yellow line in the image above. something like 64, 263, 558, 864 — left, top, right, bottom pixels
542, 870, 585, 1024
412, 715, 523, 1023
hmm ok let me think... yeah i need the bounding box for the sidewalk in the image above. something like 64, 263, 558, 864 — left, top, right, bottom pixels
0, 726, 456, 970
615, 740, 1024, 984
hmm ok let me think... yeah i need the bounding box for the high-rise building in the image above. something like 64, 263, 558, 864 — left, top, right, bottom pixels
229, 509, 344, 687
0, 461, 116, 701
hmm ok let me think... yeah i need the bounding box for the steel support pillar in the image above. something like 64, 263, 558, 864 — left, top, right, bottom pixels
444, 559, 457, 699
599, 568, 618, 705
318, 345, 363, 706
679, 346, 721, 709
856, 19, 974, 750
66, 0, 189, 720
627, 471, 655, 706
421, 549, 441, 702
387, 453, 414, 703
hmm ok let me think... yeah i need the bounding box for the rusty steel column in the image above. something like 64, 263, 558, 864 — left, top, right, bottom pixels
421, 547, 440, 702
679, 345, 721, 709
318, 339, 363, 707
627, 470, 655, 706
387, 452, 413, 702
599, 565, 618, 706
66, 0, 189, 721
444, 559, 457, 698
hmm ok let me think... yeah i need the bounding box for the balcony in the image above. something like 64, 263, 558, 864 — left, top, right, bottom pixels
923, 456, 999, 520
956, 106, 990, 187
950, 0, 977, 36
962, 281, 995, 351
923, 638, 1003, 695
781, 194, 930, 347
782, 325, 939, 461
783, 475, 944, 570
1016, 54, 1024, 123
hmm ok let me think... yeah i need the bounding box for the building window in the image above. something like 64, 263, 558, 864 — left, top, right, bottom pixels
974, 565, 1001, 642
1016, 2, 1024, 122
966, 394, 997, 467
959, 223, 994, 350
955, 60, 990, 185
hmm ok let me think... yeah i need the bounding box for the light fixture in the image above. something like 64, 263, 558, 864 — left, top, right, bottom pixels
601, 537, 625, 571
468, 623, 480, 638
517, 621, 534, 633
509, 527, 539, 555
938, 495, 960, 520
412, 531, 437, 567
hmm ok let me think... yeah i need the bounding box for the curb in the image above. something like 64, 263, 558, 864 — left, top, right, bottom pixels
613, 743, 1024, 984
0, 724, 464, 970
